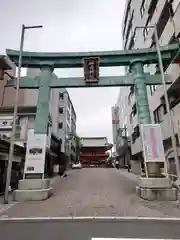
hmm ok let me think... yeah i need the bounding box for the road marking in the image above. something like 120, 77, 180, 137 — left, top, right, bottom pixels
1, 216, 180, 221
92, 239, 176, 240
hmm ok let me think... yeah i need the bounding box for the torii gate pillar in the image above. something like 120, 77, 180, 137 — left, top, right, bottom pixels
14, 66, 54, 201
130, 60, 177, 201
35, 65, 53, 134
130, 60, 161, 178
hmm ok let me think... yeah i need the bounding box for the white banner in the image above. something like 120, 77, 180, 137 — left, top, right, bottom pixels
24, 129, 47, 174
141, 124, 165, 163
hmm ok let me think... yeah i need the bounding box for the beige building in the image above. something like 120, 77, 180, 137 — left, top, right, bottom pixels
116, 0, 180, 174
0, 62, 77, 161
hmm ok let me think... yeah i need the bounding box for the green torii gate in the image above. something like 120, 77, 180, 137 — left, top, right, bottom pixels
6, 43, 180, 179
7, 43, 179, 135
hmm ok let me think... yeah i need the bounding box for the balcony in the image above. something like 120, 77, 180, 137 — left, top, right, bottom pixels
0, 125, 22, 141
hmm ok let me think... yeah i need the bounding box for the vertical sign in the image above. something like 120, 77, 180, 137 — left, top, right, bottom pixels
84, 57, 100, 82
141, 124, 165, 163
111, 106, 119, 146
24, 129, 47, 174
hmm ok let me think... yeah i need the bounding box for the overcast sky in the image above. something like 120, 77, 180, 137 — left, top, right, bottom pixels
0, 0, 126, 143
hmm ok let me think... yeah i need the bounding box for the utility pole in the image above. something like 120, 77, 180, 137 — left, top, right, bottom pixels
4, 24, 43, 204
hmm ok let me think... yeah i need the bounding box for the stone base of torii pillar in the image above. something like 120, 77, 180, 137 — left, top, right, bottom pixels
135, 162, 178, 201
13, 179, 53, 201
136, 177, 178, 201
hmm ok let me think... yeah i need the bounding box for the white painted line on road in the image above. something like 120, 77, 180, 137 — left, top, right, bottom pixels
0, 202, 19, 215
92, 239, 177, 240
1, 216, 180, 221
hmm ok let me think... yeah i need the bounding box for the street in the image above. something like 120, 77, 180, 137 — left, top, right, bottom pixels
1, 168, 180, 239
0, 218, 180, 239
1, 168, 180, 218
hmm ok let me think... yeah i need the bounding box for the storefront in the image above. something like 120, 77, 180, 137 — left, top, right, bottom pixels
0, 138, 25, 194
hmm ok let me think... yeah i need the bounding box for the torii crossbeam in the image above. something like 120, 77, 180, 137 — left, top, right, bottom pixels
6, 43, 180, 134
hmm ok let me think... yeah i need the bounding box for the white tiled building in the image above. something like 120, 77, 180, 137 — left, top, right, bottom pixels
115, 0, 180, 174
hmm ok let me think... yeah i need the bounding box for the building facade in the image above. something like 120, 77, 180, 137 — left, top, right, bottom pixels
58, 88, 77, 162
24, 69, 77, 162
115, 0, 180, 174
0, 65, 77, 163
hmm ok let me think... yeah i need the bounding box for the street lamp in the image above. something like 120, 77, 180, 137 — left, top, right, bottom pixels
4, 24, 43, 204
135, 24, 180, 179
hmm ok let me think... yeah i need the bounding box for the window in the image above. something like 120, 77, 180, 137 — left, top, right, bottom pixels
47, 124, 49, 135
169, 94, 180, 109
147, 86, 152, 96
169, 34, 179, 44
129, 34, 135, 49
129, 113, 133, 124
131, 104, 137, 117
151, 85, 157, 93
176, 134, 180, 147
67, 110, 70, 122
59, 107, 64, 114
128, 86, 134, 105
59, 93, 64, 100
143, 27, 150, 39
143, 16, 151, 40
125, 10, 134, 48
149, 86, 153, 96
155, 2, 173, 39
153, 105, 164, 123
68, 100, 71, 110
150, 40, 155, 48
132, 125, 140, 144
140, 0, 146, 17
123, 0, 132, 38
148, 0, 158, 17
67, 125, 70, 134
58, 122, 63, 129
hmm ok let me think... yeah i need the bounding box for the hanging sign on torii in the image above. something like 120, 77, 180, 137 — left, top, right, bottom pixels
84, 57, 100, 83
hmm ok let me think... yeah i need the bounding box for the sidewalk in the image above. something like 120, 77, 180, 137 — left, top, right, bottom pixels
117, 168, 180, 209
0, 193, 19, 215
0, 173, 69, 215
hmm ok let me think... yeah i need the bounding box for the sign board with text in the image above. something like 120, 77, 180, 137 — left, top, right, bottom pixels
24, 129, 47, 174
141, 124, 165, 163
84, 57, 100, 83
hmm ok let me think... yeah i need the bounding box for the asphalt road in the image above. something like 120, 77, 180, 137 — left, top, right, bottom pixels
1, 169, 180, 218
0, 218, 180, 240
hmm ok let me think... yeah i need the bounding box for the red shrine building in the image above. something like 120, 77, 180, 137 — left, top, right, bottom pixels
80, 137, 112, 168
